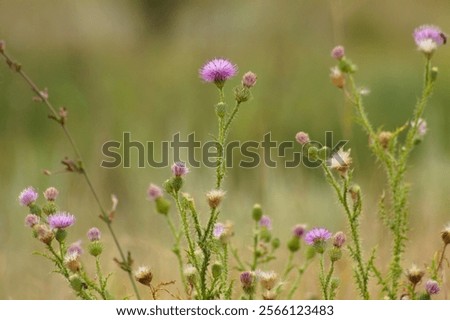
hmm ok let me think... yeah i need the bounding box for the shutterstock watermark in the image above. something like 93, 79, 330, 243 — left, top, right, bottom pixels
100, 132, 348, 169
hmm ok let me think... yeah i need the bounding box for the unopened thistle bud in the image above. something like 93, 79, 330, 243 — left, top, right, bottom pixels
406, 264, 425, 285
215, 102, 227, 118
234, 86, 251, 103
271, 237, 280, 249
288, 237, 300, 252
328, 247, 342, 262
134, 266, 153, 286
88, 241, 103, 257
42, 202, 58, 215
242, 71, 257, 88
252, 204, 263, 221
155, 197, 170, 215
69, 274, 85, 292
206, 189, 226, 209
378, 131, 393, 149
349, 184, 361, 202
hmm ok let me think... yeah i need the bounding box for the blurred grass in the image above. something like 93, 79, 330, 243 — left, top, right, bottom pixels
1, 0, 450, 299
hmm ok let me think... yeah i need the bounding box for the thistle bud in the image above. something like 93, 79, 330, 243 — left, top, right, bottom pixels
88, 241, 103, 257
43, 187, 59, 201
242, 71, 257, 88
271, 238, 280, 249
332, 231, 346, 248
234, 86, 250, 103
252, 204, 263, 221
69, 274, 85, 292
42, 202, 58, 215
349, 184, 361, 202
155, 197, 170, 215
378, 131, 393, 149
328, 247, 342, 262
215, 102, 227, 118
240, 271, 256, 295
287, 237, 300, 252
212, 262, 222, 279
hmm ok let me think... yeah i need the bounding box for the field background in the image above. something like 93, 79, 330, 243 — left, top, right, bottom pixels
1, 0, 449, 299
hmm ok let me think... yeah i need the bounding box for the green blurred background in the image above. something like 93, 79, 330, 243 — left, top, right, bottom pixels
1, 0, 449, 299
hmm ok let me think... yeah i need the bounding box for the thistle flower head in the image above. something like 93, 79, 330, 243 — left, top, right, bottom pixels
213, 222, 233, 243
43, 187, 59, 201
35, 224, 54, 245
330, 66, 345, 89
441, 224, 450, 244
333, 231, 346, 248
183, 264, 197, 284
242, 71, 257, 88
64, 252, 81, 273
331, 45, 345, 60
406, 264, 425, 285
18, 187, 38, 206
206, 189, 226, 209
259, 215, 272, 230
240, 271, 256, 291
24, 214, 40, 227
199, 58, 237, 88
295, 131, 310, 145
304, 227, 332, 245
425, 279, 440, 295
329, 148, 352, 175
413, 25, 446, 55
67, 240, 84, 255
87, 227, 101, 242
147, 183, 163, 201
257, 270, 278, 291
134, 266, 153, 286
171, 162, 189, 177
292, 224, 307, 238
48, 212, 76, 229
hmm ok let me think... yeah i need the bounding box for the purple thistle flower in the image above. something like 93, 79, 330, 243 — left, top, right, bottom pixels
259, 215, 272, 230
18, 187, 38, 206
147, 183, 163, 201
67, 240, 83, 255
199, 58, 237, 87
240, 271, 255, 287
413, 25, 446, 55
48, 212, 76, 229
304, 227, 332, 245
292, 224, 307, 238
171, 162, 189, 177
24, 214, 40, 227
333, 231, 346, 248
295, 132, 310, 145
331, 45, 345, 60
242, 71, 257, 88
213, 223, 225, 239
87, 227, 101, 242
425, 279, 440, 295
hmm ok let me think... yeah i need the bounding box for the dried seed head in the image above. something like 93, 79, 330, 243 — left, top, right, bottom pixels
406, 264, 425, 285
35, 224, 54, 245
378, 131, 393, 149
257, 270, 278, 291
441, 225, 450, 244
134, 266, 153, 287
206, 189, 226, 209
330, 67, 345, 89
64, 252, 81, 273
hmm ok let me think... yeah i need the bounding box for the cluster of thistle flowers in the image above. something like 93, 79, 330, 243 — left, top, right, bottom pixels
238, 218, 347, 300
401, 226, 450, 300
145, 58, 257, 299
18, 187, 110, 299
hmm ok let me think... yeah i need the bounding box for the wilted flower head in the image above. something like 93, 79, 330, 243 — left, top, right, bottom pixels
259, 215, 272, 230
425, 279, 440, 295
240, 271, 256, 294
18, 187, 38, 206
24, 214, 40, 227
64, 252, 81, 273
147, 184, 163, 201
330, 66, 345, 89
329, 148, 352, 175
257, 270, 278, 291
292, 224, 307, 238
441, 224, 450, 245
67, 240, 84, 255
242, 71, 257, 88
213, 222, 233, 243
171, 162, 189, 177
87, 227, 101, 242
333, 231, 346, 248
413, 25, 446, 56
295, 131, 310, 145
406, 264, 425, 285
48, 212, 76, 229
199, 58, 237, 88
134, 266, 153, 286
43, 187, 59, 201
305, 227, 332, 245
206, 189, 226, 209
35, 224, 54, 245
331, 45, 345, 60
